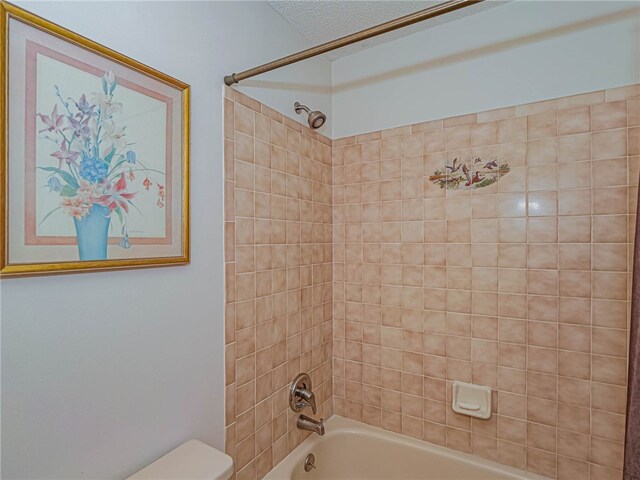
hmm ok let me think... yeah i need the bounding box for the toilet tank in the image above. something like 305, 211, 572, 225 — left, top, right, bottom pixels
127, 439, 233, 480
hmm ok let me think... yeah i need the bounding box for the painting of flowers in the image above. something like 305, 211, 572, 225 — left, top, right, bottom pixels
36, 71, 166, 260
2, 3, 189, 276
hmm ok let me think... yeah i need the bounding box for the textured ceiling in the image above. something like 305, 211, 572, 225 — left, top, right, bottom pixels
267, 1, 505, 60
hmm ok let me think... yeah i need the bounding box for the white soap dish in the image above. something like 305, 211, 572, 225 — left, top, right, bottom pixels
452, 381, 492, 419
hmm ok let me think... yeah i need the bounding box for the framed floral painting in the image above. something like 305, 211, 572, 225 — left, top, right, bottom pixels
1, 2, 190, 276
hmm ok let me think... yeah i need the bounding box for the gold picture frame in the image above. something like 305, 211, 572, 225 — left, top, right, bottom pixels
0, 1, 190, 277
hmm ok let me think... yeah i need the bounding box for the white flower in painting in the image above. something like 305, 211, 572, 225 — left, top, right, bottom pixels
90, 91, 122, 117
103, 70, 115, 89
102, 121, 127, 151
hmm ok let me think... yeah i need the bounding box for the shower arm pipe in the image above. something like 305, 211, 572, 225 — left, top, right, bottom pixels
224, 0, 483, 86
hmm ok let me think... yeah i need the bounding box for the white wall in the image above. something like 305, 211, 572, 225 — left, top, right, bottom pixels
332, 0, 640, 138
0, 2, 330, 479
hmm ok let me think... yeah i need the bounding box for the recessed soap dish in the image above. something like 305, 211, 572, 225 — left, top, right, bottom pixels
452, 381, 492, 419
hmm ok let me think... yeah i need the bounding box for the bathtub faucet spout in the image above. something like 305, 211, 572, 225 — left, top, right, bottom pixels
297, 414, 325, 436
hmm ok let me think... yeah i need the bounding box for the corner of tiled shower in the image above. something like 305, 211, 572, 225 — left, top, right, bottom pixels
224, 83, 640, 480
223, 85, 334, 480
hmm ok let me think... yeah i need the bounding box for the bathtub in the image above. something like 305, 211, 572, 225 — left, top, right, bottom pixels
264, 416, 548, 480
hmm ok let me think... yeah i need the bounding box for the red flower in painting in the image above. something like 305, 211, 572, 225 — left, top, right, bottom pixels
143, 177, 152, 191
95, 173, 136, 213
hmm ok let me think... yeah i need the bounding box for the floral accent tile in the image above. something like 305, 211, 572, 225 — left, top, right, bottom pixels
429, 156, 510, 190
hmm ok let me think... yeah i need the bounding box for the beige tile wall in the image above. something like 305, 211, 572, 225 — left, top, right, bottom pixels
224, 84, 639, 480
332, 85, 640, 480
223, 87, 334, 480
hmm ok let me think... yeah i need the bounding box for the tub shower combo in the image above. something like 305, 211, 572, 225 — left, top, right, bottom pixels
223, 1, 640, 479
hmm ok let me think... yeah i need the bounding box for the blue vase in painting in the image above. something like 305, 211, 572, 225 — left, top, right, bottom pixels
73, 204, 111, 260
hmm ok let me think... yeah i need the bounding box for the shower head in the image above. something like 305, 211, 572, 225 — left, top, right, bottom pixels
294, 102, 326, 130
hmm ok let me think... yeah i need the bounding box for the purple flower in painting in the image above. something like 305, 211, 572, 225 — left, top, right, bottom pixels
51, 141, 80, 168
37, 105, 64, 133
67, 115, 91, 141
72, 94, 97, 117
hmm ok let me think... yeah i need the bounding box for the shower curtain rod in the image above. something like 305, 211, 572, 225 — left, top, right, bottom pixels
224, 0, 483, 86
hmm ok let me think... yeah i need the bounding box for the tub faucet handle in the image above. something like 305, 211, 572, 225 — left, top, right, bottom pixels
290, 373, 318, 414
298, 388, 317, 414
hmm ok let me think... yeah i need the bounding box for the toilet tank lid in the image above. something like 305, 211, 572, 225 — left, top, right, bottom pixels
127, 439, 234, 480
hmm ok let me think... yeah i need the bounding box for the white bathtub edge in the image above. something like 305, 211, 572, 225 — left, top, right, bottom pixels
263, 415, 552, 480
